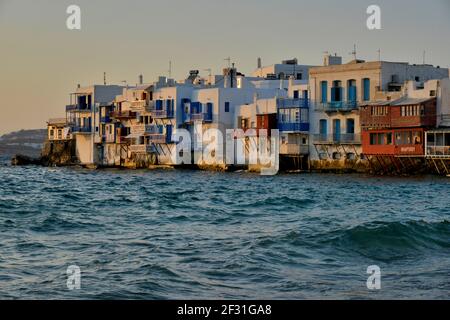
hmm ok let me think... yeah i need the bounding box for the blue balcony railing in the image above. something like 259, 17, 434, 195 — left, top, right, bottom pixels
190, 112, 213, 123
277, 98, 309, 108
278, 122, 310, 132
72, 126, 92, 133
100, 116, 111, 123
316, 101, 358, 112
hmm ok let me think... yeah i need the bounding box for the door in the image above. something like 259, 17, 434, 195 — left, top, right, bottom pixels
321, 81, 328, 103
333, 119, 341, 142
319, 119, 327, 141
166, 125, 173, 143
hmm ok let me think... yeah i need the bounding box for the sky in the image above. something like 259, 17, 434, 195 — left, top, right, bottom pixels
0, 0, 449, 135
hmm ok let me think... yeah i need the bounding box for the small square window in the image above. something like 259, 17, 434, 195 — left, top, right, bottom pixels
225, 102, 230, 113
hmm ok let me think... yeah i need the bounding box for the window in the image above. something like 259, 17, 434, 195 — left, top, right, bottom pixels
332, 152, 341, 160
363, 78, 370, 101
346, 119, 355, 134
225, 102, 230, 113
331, 81, 343, 102
430, 90, 436, 97
370, 133, 377, 145
320, 81, 328, 103
296, 73, 303, 80
386, 133, 393, 145
347, 79, 357, 102
319, 119, 327, 136
293, 90, 299, 99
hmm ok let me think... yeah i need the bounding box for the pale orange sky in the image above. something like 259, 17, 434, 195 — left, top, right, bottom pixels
1, 0, 449, 135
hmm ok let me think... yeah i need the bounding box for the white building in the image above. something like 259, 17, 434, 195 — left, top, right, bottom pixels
308, 56, 449, 170
66, 85, 123, 165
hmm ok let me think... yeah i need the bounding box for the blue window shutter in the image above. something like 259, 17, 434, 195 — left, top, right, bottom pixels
331, 87, 336, 102
363, 78, 370, 101
321, 81, 328, 103
346, 119, 355, 134
166, 125, 172, 143
333, 119, 341, 140
348, 86, 356, 102
319, 119, 327, 135
207, 103, 213, 115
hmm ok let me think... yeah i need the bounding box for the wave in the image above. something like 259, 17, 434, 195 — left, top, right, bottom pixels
241, 195, 315, 209
325, 220, 450, 260
30, 214, 100, 233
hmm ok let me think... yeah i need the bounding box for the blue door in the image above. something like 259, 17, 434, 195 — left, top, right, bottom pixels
319, 119, 327, 140
348, 85, 356, 102
166, 125, 172, 143
363, 78, 370, 101
333, 119, 341, 141
331, 87, 342, 102
321, 81, 328, 103
346, 119, 355, 134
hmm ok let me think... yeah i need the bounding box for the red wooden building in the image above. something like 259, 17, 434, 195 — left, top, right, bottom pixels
360, 97, 436, 157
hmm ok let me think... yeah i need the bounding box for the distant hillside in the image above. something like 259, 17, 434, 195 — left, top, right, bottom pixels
0, 129, 46, 158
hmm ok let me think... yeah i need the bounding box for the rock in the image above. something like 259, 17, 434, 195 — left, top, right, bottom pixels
11, 154, 43, 166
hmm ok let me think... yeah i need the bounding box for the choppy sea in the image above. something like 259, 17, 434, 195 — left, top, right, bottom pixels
0, 158, 449, 299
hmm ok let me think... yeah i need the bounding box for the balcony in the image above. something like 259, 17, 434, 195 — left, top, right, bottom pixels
151, 108, 174, 119
277, 98, 309, 108
278, 123, 309, 133
130, 144, 155, 154
130, 100, 153, 113
280, 144, 309, 155
100, 116, 111, 123
110, 110, 137, 119
184, 113, 212, 123
66, 104, 92, 113
427, 146, 450, 157
130, 124, 159, 136
313, 133, 361, 145
148, 134, 171, 144
72, 126, 92, 134
315, 101, 359, 113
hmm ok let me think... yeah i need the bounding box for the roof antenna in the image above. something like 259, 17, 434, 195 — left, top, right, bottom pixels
224, 57, 231, 69
350, 44, 357, 60
168, 61, 172, 79
103, 72, 107, 85
204, 68, 212, 85
377, 49, 381, 61
422, 50, 426, 65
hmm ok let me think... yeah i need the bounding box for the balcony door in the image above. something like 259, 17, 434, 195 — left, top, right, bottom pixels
319, 119, 327, 139
333, 119, 341, 141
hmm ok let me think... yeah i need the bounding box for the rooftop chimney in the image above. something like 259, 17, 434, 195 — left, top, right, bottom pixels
139, 74, 143, 85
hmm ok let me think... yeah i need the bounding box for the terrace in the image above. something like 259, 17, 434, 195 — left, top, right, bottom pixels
277, 98, 309, 132
313, 133, 361, 145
